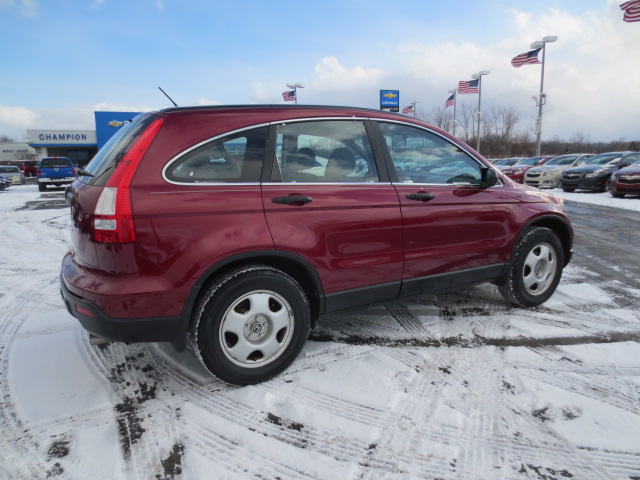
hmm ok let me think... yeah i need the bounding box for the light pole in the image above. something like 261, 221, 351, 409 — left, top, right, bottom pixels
530, 36, 557, 156
471, 70, 490, 153
286, 83, 304, 105
448, 88, 457, 137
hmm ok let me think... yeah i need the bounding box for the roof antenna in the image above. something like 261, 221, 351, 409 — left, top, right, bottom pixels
158, 87, 178, 107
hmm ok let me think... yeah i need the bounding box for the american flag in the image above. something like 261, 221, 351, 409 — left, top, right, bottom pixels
458, 79, 479, 94
445, 94, 455, 108
402, 104, 414, 115
282, 90, 296, 102
620, 0, 640, 22
511, 48, 542, 68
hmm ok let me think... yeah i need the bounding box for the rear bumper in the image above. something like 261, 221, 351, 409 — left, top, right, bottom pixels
39, 176, 75, 184
60, 275, 183, 343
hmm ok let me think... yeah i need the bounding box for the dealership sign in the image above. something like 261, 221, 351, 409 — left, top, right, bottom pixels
27, 130, 97, 146
380, 90, 400, 112
95, 111, 140, 149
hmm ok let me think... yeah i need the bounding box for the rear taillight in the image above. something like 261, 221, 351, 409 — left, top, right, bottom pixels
93, 117, 164, 244
37, 168, 41, 176
72, 167, 77, 175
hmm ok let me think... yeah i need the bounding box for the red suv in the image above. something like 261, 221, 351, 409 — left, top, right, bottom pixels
61, 105, 573, 385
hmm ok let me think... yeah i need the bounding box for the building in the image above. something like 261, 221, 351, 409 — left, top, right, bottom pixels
0, 142, 36, 163
26, 129, 97, 167
18, 111, 140, 168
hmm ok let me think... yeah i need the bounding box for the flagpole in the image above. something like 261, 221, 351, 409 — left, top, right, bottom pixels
286, 83, 304, 105
531, 36, 557, 156
471, 70, 490, 154
448, 88, 457, 137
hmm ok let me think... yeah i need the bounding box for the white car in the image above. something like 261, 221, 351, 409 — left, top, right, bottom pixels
525, 154, 593, 189
0, 165, 25, 185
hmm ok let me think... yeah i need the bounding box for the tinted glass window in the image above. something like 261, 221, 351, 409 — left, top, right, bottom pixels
274, 120, 378, 183
166, 126, 268, 184
0, 166, 20, 173
41, 158, 73, 168
84, 114, 155, 186
378, 123, 482, 184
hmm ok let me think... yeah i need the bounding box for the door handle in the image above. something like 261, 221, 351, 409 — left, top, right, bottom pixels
406, 192, 435, 202
271, 195, 313, 205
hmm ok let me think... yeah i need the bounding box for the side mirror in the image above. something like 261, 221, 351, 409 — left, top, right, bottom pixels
480, 167, 499, 187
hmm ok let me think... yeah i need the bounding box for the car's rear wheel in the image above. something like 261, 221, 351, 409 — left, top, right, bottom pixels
38, 183, 45, 192
499, 227, 563, 307
192, 265, 310, 385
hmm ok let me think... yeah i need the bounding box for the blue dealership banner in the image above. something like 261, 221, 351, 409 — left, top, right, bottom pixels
380, 90, 400, 112
94, 111, 141, 150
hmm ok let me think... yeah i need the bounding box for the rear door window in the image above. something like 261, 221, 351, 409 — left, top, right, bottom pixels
273, 120, 379, 183
165, 127, 269, 184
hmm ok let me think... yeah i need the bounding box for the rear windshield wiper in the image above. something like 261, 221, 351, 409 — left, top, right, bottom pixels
76, 168, 94, 177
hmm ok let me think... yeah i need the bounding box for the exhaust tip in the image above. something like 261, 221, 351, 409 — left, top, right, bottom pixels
89, 335, 111, 346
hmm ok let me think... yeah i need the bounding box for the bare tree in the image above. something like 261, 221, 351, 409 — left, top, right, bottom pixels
425, 106, 453, 132
0, 135, 15, 143
482, 106, 520, 156
458, 103, 476, 145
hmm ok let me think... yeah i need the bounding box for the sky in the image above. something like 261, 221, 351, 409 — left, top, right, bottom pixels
0, 0, 638, 143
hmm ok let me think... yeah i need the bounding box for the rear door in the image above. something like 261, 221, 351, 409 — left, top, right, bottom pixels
262, 119, 403, 311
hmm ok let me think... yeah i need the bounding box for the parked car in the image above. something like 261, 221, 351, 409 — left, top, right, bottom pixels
560, 152, 636, 192
492, 157, 524, 170
0, 175, 10, 191
0, 160, 38, 177
60, 105, 573, 385
37, 157, 77, 191
0, 165, 25, 185
525, 154, 593, 189
607, 154, 640, 198
501, 156, 555, 184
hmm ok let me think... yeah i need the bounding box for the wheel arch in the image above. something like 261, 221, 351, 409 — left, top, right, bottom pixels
172, 250, 324, 351
516, 215, 573, 268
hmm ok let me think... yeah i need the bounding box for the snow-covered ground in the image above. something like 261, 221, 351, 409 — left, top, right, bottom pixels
1, 185, 639, 479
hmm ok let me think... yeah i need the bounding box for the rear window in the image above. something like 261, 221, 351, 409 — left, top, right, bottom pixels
82, 114, 155, 186
0, 166, 20, 173
165, 126, 269, 184
41, 158, 73, 168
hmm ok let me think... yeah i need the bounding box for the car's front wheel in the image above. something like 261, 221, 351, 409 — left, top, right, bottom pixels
561, 187, 575, 192
192, 265, 310, 385
499, 227, 564, 307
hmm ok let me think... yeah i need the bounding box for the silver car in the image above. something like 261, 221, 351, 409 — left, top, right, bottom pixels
525, 154, 593, 188
0, 165, 25, 185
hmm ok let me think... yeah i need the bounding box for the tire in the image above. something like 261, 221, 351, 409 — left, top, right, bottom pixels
561, 187, 575, 192
192, 265, 310, 385
38, 183, 45, 192
499, 227, 564, 308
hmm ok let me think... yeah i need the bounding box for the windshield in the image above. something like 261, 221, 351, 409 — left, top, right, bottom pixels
494, 158, 520, 166
584, 153, 623, 165
83, 114, 154, 186
544, 155, 580, 166
0, 166, 20, 173
517, 157, 543, 166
